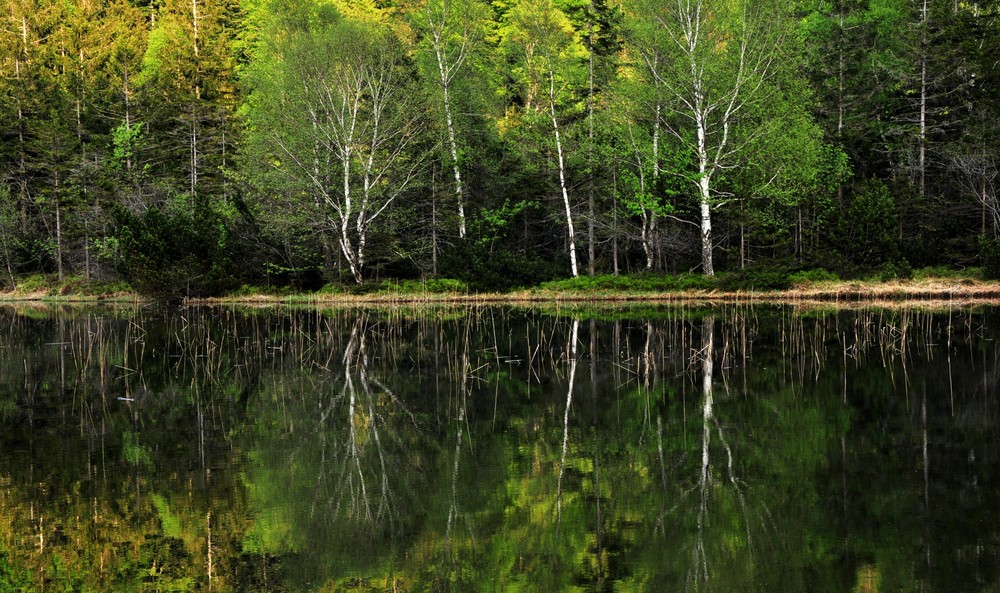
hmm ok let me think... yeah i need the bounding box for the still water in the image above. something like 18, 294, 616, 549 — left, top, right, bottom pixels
0, 303, 998, 592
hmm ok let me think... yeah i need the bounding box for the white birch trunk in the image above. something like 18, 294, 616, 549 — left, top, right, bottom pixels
549, 71, 578, 277
434, 48, 467, 239
697, 116, 714, 276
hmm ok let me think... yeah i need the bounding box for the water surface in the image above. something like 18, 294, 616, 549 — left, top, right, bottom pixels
0, 304, 998, 592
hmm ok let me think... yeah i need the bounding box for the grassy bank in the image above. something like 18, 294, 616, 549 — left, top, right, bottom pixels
0, 275, 140, 303
3, 268, 999, 306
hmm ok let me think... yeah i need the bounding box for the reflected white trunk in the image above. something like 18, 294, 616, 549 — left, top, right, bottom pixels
692, 315, 714, 588
557, 319, 580, 525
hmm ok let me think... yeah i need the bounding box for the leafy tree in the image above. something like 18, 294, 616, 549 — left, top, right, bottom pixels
409, 0, 493, 241
500, 0, 589, 277
624, 0, 794, 276
241, 0, 426, 283
138, 0, 240, 199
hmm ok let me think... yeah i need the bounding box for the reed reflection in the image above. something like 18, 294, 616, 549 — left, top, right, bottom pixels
0, 304, 996, 591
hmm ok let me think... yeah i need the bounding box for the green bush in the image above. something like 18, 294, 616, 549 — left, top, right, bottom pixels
110, 198, 239, 299
838, 179, 899, 266
539, 275, 650, 292
717, 269, 790, 291
675, 274, 717, 291
226, 284, 294, 297
880, 259, 913, 281
439, 240, 561, 291
14, 273, 51, 292
788, 268, 840, 285
981, 237, 1000, 280
538, 273, 717, 293
912, 265, 965, 279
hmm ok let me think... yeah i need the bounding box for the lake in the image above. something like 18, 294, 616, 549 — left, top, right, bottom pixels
0, 303, 998, 592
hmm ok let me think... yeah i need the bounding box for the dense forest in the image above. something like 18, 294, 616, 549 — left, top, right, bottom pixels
1, 0, 998, 295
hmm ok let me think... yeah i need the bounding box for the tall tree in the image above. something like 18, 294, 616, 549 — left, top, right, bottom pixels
139, 0, 239, 199
502, 0, 589, 277
946, 2, 1000, 239
241, 1, 426, 283
410, 0, 491, 241
626, 0, 790, 276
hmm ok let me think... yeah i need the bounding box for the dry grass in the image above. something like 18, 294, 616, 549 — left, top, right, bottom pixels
5, 277, 999, 309
192, 278, 1000, 309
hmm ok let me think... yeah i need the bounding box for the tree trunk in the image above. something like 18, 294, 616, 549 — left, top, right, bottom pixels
918, 0, 928, 202
549, 71, 578, 277
55, 196, 63, 282
696, 99, 713, 276
698, 170, 714, 276
434, 46, 467, 239
339, 149, 363, 284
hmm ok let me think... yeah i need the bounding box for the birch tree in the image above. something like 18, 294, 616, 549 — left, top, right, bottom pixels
626, 0, 787, 275
243, 7, 425, 283
411, 0, 490, 240
503, 0, 588, 277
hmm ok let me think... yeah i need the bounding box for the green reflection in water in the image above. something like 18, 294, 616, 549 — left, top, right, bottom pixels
0, 304, 998, 592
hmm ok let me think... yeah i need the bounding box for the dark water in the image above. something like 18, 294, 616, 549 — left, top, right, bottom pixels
1, 303, 998, 592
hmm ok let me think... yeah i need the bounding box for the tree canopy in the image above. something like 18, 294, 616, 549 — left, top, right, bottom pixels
1, 0, 998, 292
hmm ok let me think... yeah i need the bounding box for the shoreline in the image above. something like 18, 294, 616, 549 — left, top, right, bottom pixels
3, 278, 1000, 308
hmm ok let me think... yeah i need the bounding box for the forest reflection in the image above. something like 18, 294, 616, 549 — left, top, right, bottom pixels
0, 303, 999, 592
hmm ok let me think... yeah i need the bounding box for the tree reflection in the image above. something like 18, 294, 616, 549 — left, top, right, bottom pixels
240, 312, 431, 588
693, 315, 714, 588
0, 305, 998, 591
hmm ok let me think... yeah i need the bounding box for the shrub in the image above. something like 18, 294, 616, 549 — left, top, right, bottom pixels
912, 265, 966, 279
839, 180, 899, 266
111, 198, 239, 299
15, 274, 51, 293
538, 273, 718, 293
981, 237, 1000, 280
717, 269, 790, 291
439, 240, 561, 291
788, 268, 840, 285
675, 274, 717, 291
880, 259, 913, 281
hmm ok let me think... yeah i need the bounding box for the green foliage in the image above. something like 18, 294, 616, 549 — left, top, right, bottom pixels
981, 236, 1000, 280
0, 0, 997, 291
618, 169, 677, 218
538, 273, 715, 292
378, 278, 469, 294
880, 259, 913, 281
716, 268, 792, 291
839, 180, 899, 266
110, 197, 240, 299
787, 268, 840, 285
439, 239, 561, 291
110, 121, 145, 172
12, 274, 51, 293
912, 265, 977, 280
476, 199, 536, 242
314, 283, 347, 296
226, 284, 296, 297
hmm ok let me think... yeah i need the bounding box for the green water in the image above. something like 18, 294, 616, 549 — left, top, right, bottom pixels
0, 304, 998, 592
